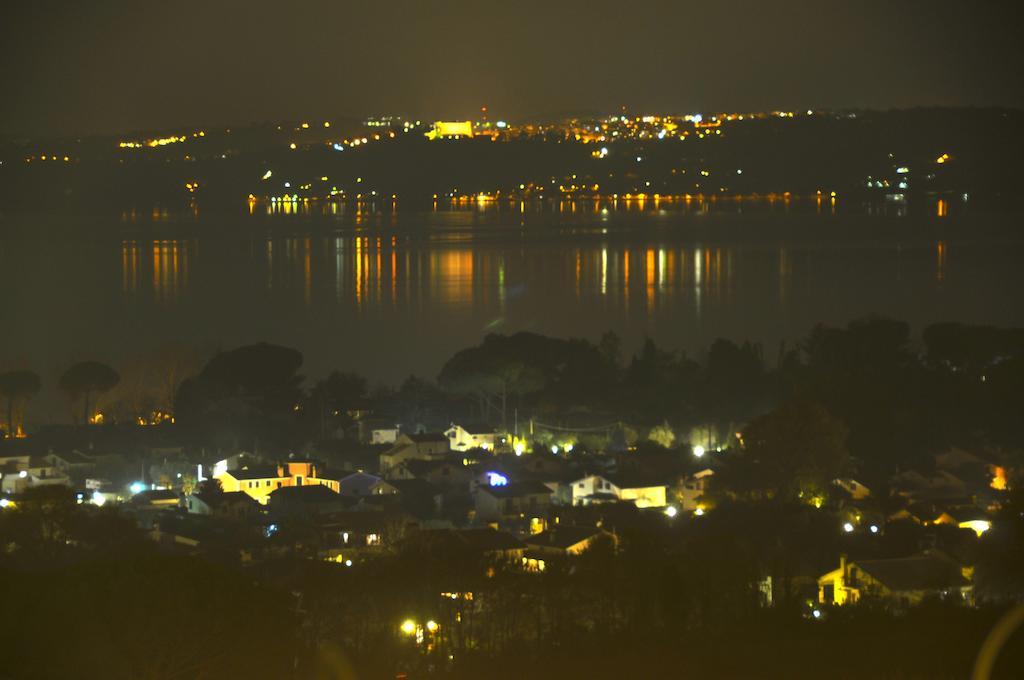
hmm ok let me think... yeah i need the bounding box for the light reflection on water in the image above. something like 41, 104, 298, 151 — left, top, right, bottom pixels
2, 199, 1022, 419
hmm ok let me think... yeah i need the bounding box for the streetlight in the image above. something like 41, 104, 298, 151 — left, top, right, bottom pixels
693, 445, 705, 458
664, 506, 678, 518
400, 619, 416, 635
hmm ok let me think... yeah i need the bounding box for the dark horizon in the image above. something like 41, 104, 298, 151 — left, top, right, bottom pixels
3, 0, 1023, 137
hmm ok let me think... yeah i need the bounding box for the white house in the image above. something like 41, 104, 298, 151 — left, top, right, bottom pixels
570, 474, 667, 508
445, 423, 499, 452
678, 468, 715, 510
371, 426, 401, 445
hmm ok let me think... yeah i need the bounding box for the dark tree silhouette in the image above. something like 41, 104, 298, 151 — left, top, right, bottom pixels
58, 361, 120, 425
723, 399, 849, 502
175, 342, 304, 449
0, 369, 41, 437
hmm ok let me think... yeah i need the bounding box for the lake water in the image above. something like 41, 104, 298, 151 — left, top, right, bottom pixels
2, 196, 1022, 422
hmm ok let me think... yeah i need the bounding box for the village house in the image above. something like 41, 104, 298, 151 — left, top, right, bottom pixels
474, 480, 553, 522
677, 468, 715, 510
337, 471, 397, 497
1, 454, 71, 493
215, 459, 342, 504
186, 490, 261, 519
379, 433, 451, 476
388, 458, 473, 490
445, 423, 499, 452
570, 473, 668, 508
818, 552, 972, 609
131, 488, 181, 509
524, 526, 613, 556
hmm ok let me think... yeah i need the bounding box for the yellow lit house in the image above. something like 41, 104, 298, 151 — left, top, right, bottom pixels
818, 552, 972, 608
215, 460, 341, 505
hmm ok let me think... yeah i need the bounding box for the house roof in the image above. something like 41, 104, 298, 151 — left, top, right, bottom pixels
401, 459, 465, 477
604, 472, 668, 490
193, 491, 259, 508
455, 528, 525, 552
132, 489, 180, 504
854, 553, 968, 592
52, 450, 94, 465
574, 472, 666, 490
338, 472, 384, 496
525, 526, 602, 550
224, 466, 281, 481
452, 423, 497, 435
407, 433, 448, 444
942, 504, 990, 523
388, 478, 440, 497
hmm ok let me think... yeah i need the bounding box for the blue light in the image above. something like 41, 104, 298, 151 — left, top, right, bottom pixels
129, 481, 146, 495
332, 143, 345, 151
486, 472, 508, 487
266, 523, 278, 537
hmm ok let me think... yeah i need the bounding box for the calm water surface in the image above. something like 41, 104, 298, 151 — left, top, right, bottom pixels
2, 198, 1022, 420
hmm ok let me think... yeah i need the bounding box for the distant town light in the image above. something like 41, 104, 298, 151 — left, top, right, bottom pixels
869, 524, 879, 534
694, 507, 705, 516
664, 506, 678, 518
550, 445, 559, 454
564, 443, 574, 453
92, 491, 106, 507
812, 609, 822, 619
426, 620, 439, 632
842, 522, 855, 533
400, 619, 416, 635
344, 559, 353, 567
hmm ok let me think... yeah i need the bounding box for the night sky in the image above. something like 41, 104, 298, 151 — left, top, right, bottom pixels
2, 0, 1023, 135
